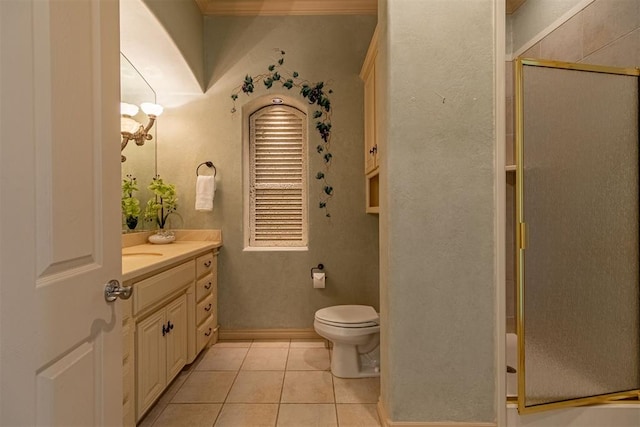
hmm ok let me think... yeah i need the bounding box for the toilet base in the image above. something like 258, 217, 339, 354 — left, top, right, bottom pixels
331, 343, 380, 378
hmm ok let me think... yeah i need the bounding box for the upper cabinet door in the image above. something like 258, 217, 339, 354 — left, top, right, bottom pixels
0, 0, 122, 425
515, 59, 640, 414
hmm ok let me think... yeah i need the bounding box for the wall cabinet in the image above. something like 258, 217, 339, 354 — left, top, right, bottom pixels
360, 26, 380, 214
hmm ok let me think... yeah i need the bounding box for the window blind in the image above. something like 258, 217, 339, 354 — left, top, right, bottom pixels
249, 105, 308, 247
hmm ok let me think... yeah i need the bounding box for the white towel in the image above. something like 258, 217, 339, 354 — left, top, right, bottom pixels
195, 175, 215, 211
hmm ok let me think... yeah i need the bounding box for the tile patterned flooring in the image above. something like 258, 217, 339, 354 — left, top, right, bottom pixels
138, 339, 381, 427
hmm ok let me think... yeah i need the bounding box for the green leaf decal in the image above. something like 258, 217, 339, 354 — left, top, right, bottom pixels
316, 172, 325, 179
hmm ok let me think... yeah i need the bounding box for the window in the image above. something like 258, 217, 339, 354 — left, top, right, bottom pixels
247, 104, 308, 248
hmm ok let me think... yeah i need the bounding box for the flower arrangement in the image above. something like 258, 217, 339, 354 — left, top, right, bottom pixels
230, 49, 334, 217
144, 175, 177, 230
121, 174, 141, 231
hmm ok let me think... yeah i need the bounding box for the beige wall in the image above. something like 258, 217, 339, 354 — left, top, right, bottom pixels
156, 15, 379, 329
380, 0, 497, 422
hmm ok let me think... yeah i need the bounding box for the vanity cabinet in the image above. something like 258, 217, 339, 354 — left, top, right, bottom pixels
136, 294, 188, 417
187, 251, 219, 363
120, 239, 221, 425
360, 26, 380, 214
133, 260, 193, 420
122, 298, 135, 427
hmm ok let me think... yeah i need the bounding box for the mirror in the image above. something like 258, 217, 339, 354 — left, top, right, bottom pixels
120, 53, 157, 232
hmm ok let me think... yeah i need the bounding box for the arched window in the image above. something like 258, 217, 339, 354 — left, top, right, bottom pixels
246, 104, 308, 248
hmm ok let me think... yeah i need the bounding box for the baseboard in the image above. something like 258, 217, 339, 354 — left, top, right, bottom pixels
218, 328, 322, 341
377, 401, 496, 427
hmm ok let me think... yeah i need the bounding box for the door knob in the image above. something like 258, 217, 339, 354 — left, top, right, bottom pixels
104, 279, 132, 302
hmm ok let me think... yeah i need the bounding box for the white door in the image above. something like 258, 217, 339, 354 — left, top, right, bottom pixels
0, 0, 122, 425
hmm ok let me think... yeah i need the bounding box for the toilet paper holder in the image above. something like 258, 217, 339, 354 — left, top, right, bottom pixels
310, 263, 324, 278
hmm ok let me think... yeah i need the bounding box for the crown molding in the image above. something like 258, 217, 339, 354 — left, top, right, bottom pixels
196, 0, 377, 16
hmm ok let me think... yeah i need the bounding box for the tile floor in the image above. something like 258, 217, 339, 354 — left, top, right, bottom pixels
138, 339, 381, 427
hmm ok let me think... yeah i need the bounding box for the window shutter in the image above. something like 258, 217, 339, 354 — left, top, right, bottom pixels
249, 105, 308, 247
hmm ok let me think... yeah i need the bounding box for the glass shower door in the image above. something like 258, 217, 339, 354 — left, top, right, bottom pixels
516, 59, 640, 413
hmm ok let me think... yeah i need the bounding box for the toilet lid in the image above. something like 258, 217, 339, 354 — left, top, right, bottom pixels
315, 305, 379, 327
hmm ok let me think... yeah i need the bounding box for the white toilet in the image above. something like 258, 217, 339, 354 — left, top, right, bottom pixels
313, 305, 380, 378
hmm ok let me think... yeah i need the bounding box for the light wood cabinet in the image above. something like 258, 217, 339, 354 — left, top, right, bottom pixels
360, 26, 380, 214
121, 244, 221, 424
122, 298, 135, 427
194, 252, 218, 354
135, 293, 188, 420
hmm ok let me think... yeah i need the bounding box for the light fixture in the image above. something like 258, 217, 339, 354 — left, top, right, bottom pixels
120, 102, 163, 162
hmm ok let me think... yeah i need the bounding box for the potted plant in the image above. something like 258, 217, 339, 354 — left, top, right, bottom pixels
144, 175, 178, 243
121, 175, 141, 231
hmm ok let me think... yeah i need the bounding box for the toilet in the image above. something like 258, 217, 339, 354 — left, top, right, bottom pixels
313, 305, 380, 378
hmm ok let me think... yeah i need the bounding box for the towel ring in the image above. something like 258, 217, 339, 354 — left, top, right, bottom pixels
196, 161, 217, 177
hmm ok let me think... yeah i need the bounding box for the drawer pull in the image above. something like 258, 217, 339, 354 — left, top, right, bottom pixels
204, 260, 212, 268
204, 281, 212, 290
204, 327, 212, 337
204, 303, 212, 312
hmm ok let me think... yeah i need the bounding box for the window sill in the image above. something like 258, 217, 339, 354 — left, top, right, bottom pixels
243, 246, 309, 252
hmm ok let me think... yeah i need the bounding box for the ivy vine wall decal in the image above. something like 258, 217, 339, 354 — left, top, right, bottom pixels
231, 49, 334, 217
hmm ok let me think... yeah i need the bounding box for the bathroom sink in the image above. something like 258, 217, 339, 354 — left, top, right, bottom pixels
122, 252, 163, 258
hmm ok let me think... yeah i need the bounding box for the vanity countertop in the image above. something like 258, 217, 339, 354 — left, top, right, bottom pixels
122, 239, 222, 281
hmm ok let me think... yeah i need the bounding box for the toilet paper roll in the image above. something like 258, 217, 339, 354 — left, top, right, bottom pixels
313, 272, 325, 289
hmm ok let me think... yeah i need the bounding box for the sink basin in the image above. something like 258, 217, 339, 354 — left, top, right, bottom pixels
122, 252, 163, 258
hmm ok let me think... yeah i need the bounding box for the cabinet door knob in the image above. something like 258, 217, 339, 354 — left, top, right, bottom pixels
204, 303, 212, 312
204, 282, 212, 290
204, 260, 212, 268
204, 328, 212, 337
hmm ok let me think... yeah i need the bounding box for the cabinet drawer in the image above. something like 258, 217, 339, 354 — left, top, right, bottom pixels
197, 315, 215, 352
196, 252, 214, 278
196, 293, 215, 325
195, 273, 215, 302
134, 260, 195, 315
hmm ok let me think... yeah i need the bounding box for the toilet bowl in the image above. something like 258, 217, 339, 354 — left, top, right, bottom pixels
313, 305, 380, 378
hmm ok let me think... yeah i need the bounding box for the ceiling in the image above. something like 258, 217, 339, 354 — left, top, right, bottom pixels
196, 0, 526, 16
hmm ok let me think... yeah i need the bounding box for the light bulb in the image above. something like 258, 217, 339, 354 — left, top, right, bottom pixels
140, 102, 163, 117
120, 102, 139, 117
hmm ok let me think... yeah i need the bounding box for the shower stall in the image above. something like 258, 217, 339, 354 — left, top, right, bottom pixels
511, 58, 640, 415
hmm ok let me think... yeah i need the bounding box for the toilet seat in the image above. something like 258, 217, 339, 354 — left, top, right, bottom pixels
315, 305, 379, 328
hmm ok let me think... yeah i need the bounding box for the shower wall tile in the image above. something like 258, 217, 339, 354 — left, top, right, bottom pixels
583, 28, 640, 69
582, 0, 640, 58
540, 13, 583, 63
521, 42, 540, 59
505, 61, 514, 98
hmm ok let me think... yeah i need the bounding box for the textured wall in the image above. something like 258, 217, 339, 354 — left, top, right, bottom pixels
156, 15, 379, 329
381, 0, 496, 422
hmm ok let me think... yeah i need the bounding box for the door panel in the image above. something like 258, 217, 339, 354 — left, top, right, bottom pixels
166, 294, 188, 381
0, 0, 121, 425
516, 59, 640, 413
136, 309, 167, 417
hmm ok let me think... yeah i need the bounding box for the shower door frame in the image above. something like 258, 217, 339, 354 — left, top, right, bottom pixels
515, 58, 640, 415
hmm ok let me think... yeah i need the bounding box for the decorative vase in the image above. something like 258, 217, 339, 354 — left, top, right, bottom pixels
148, 229, 175, 244
126, 216, 138, 231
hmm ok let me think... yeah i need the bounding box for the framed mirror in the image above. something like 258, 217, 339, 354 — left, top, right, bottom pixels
120, 53, 157, 232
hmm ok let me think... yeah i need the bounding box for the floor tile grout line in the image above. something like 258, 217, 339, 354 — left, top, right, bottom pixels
214, 339, 254, 426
